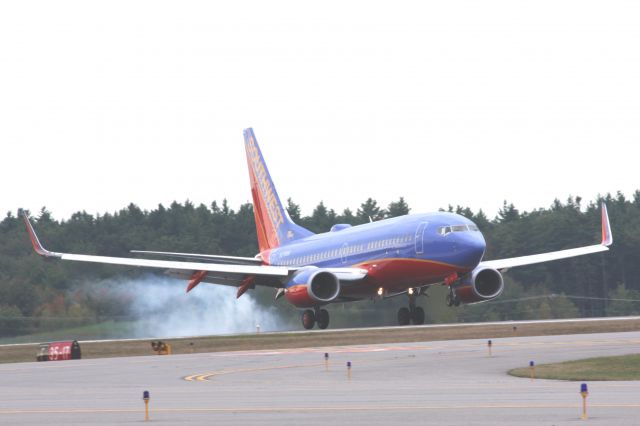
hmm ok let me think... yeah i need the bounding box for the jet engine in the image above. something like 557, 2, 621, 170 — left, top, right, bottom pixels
284, 268, 341, 308
452, 266, 504, 304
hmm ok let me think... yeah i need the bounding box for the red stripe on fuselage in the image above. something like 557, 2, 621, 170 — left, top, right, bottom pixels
345, 258, 471, 298
363, 257, 467, 284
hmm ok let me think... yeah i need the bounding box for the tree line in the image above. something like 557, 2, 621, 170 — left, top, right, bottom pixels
1, 192, 639, 337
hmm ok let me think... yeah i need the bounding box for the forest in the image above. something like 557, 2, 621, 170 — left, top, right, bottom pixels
1, 192, 640, 339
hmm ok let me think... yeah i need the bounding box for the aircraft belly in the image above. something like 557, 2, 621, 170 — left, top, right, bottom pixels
361, 258, 462, 287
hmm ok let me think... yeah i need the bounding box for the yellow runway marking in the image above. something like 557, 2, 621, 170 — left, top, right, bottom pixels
184, 355, 417, 381
184, 337, 640, 381
184, 362, 325, 381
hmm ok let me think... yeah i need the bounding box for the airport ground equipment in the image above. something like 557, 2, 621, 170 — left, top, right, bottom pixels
151, 341, 172, 355
36, 340, 81, 361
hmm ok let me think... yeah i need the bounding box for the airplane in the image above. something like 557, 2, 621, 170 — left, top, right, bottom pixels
21, 128, 613, 330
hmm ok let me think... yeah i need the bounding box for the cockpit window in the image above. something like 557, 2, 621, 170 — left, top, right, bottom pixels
438, 226, 452, 235
438, 224, 480, 235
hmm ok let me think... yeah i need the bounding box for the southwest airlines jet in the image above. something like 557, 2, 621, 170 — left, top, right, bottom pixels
22, 128, 613, 329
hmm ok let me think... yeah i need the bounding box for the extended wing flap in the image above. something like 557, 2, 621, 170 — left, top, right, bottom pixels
131, 250, 263, 265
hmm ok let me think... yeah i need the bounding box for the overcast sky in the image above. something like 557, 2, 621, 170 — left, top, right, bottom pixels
1, 1, 638, 222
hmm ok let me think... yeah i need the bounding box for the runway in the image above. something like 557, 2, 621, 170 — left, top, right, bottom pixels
1, 331, 640, 425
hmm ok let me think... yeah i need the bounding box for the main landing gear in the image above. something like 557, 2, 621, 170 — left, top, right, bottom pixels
446, 288, 460, 307
397, 289, 425, 326
302, 307, 330, 330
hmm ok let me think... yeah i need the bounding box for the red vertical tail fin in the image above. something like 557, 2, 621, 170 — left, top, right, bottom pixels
244, 128, 313, 253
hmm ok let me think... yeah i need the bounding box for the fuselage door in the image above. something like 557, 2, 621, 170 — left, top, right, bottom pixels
415, 222, 428, 255
341, 242, 349, 264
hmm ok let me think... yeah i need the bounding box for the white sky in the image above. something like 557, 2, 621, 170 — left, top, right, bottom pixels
1, 1, 639, 221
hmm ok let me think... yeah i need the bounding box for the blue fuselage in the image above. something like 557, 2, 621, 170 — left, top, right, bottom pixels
267, 212, 486, 296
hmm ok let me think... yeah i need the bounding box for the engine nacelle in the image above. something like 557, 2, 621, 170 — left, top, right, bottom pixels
285, 268, 341, 308
452, 266, 504, 304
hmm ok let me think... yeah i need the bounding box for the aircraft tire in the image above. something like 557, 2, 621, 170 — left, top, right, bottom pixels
397, 307, 411, 326
412, 306, 425, 325
316, 309, 330, 329
302, 309, 316, 329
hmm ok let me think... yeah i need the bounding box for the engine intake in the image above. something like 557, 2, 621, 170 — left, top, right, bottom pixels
453, 267, 504, 304
285, 268, 341, 308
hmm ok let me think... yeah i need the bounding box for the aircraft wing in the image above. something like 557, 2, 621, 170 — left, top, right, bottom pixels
21, 211, 368, 291
21, 211, 287, 277
479, 203, 613, 271
130, 250, 263, 265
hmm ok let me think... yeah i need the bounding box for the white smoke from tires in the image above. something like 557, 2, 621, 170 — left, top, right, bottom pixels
73, 275, 287, 338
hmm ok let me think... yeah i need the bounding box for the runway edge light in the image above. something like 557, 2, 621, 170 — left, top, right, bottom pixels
324, 353, 329, 371
347, 361, 352, 380
580, 383, 589, 420
487, 340, 492, 357
143, 390, 150, 421
529, 361, 535, 380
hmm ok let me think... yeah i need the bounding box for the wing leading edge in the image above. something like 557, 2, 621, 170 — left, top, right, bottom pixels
21, 211, 288, 277
479, 203, 613, 271
20, 211, 368, 291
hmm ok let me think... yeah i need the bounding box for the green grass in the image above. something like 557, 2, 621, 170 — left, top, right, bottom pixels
0, 321, 136, 344
509, 353, 640, 381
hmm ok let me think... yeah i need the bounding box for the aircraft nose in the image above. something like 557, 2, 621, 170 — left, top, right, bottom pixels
455, 232, 486, 268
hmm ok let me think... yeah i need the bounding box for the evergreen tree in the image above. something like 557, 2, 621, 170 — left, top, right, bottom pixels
357, 198, 385, 223
386, 197, 410, 218
2, 191, 640, 338
607, 283, 640, 316
286, 198, 302, 222
336, 208, 358, 225
497, 201, 519, 223
304, 201, 336, 233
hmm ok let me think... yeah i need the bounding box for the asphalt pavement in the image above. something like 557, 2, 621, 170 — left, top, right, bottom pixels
1, 331, 640, 425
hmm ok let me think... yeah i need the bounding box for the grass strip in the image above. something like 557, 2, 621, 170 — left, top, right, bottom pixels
509, 353, 640, 381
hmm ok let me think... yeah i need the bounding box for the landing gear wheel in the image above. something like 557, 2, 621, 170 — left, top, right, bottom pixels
302, 309, 316, 330
316, 309, 330, 329
397, 307, 411, 326
411, 306, 425, 325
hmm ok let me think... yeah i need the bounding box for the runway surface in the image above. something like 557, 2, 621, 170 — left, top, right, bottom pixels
1, 331, 640, 425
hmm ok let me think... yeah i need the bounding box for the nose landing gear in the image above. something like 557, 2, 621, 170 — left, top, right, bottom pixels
397, 288, 425, 325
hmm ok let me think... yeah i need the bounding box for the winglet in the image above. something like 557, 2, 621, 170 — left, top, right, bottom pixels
601, 203, 613, 246
19, 209, 59, 258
